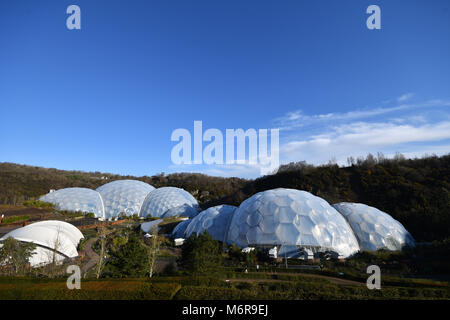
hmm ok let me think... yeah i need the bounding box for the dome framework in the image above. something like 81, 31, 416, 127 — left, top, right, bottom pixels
226, 188, 360, 258
96, 180, 155, 219
333, 202, 415, 251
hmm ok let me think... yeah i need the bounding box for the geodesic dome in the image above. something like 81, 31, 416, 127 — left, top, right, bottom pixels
185, 205, 237, 242
226, 188, 360, 258
0, 220, 82, 267
139, 187, 199, 218
161, 204, 199, 219
96, 180, 155, 218
40, 187, 105, 218
171, 219, 191, 239
332, 202, 415, 251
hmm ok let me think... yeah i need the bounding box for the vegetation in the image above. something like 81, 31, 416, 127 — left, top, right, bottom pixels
23, 200, 54, 209
104, 234, 148, 278
0, 273, 448, 300
0, 162, 247, 206
179, 232, 224, 275
0, 237, 36, 276
1, 215, 30, 224
1, 153, 448, 241
215, 153, 450, 242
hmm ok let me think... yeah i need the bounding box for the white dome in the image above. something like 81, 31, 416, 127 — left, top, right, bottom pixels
0, 220, 82, 267
185, 205, 237, 242
333, 202, 415, 251
139, 187, 199, 218
96, 180, 155, 218
171, 219, 191, 239
227, 188, 360, 258
161, 204, 199, 219
40, 187, 105, 218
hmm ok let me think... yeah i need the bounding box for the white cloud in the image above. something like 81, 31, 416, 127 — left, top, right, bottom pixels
281, 121, 450, 165
168, 95, 450, 178
397, 92, 415, 102
274, 98, 450, 131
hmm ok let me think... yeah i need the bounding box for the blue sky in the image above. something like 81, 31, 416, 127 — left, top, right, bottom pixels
0, 0, 449, 178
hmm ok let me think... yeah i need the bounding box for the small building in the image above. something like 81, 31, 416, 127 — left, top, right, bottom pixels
241, 247, 255, 254
174, 238, 185, 246
268, 246, 278, 259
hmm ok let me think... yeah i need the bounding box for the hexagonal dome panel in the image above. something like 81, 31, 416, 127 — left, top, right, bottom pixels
333, 202, 415, 251
96, 180, 155, 219
139, 187, 199, 218
161, 203, 199, 219
226, 188, 360, 258
171, 219, 192, 239
40, 187, 105, 218
184, 205, 237, 242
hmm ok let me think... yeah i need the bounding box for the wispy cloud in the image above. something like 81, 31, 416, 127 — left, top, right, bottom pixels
273, 98, 450, 131
169, 95, 450, 178
277, 95, 450, 166
281, 121, 450, 165
397, 92, 415, 102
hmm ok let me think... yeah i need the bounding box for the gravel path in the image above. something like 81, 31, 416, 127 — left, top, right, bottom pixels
81, 237, 99, 274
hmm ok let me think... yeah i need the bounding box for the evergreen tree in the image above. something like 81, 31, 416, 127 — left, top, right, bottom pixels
179, 232, 223, 274
105, 234, 147, 277
0, 237, 36, 275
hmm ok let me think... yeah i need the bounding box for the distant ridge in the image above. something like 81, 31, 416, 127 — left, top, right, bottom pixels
1, 153, 449, 242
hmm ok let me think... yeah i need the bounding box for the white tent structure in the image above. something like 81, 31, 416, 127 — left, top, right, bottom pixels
0, 220, 83, 267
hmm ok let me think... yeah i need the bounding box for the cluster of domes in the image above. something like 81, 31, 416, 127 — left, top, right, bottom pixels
0, 220, 84, 267
172, 188, 415, 258
39, 180, 200, 220
39, 181, 415, 258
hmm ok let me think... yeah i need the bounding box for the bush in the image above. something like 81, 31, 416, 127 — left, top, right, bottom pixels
23, 200, 54, 209
1, 215, 30, 224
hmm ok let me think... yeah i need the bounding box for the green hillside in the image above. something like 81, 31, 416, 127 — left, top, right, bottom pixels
1, 153, 449, 242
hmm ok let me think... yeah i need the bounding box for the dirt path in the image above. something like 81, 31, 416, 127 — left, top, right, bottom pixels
81, 237, 99, 274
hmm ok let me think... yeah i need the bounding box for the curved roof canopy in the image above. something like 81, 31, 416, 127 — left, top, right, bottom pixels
0, 220, 82, 267
333, 202, 415, 251
40, 187, 105, 218
139, 187, 199, 218
227, 188, 360, 258
27, 220, 84, 247
96, 180, 155, 218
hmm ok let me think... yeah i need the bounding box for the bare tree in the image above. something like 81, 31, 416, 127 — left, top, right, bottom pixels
96, 225, 107, 279
147, 226, 160, 278
43, 227, 63, 278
